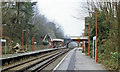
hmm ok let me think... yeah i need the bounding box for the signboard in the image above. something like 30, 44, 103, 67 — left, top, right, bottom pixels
1, 39, 6, 42
1, 39, 7, 54
77, 37, 81, 39
93, 36, 96, 40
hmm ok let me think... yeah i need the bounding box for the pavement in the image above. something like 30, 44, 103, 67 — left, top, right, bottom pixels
54, 47, 108, 71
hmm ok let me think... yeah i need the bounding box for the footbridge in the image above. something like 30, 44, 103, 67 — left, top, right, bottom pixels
63, 36, 88, 48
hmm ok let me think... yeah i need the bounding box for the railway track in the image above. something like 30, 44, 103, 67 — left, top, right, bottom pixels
2, 48, 71, 72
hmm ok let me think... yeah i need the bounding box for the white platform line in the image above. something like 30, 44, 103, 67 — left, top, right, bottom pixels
52, 49, 73, 71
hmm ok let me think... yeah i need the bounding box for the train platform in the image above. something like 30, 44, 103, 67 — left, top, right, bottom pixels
54, 47, 108, 71
0, 48, 61, 60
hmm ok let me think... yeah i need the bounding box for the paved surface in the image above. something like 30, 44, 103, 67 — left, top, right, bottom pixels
54, 47, 108, 71
74, 48, 106, 70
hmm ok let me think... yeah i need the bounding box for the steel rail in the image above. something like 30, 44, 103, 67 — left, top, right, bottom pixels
2, 50, 61, 72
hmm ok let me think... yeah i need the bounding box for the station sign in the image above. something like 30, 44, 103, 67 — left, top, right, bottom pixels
1, 39, 6, 42
77, 37, 81, 39
93, 36, 96, 40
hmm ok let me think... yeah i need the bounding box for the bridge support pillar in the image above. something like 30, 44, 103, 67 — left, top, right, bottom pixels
78, 43, 79, 47
66, 43, 69, 48
85, 41, 86, 52
82, 41, 84, 52
84, 41, 85, 51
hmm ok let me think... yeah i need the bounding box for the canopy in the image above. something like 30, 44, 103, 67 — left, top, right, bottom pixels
52, 39, 64, 42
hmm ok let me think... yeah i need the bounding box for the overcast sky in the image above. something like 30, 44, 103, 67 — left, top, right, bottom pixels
36, 0, 89, 36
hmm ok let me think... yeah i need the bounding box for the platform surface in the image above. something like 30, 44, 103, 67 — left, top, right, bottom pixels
0, 48, 59, 60
55, 47, 108, 71
74, 48, 106, 70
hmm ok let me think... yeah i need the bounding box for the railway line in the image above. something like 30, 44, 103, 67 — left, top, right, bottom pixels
2, 48, 71, 72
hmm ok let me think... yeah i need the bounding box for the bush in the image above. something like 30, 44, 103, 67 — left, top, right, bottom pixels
98, 39, 118, 70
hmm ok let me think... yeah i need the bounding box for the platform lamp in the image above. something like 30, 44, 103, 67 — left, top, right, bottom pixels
1, 24, 7, 55
22, 30, 26, 50
89, 11, 98, 62
34, 33, 37, 40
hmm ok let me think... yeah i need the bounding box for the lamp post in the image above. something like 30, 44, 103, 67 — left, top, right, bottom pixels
88, 24, 90, 56
1, 24, 6, 55
62, 41, 64, 47
34, 33, 37, 40
89, 11, 98, 62
82, 31, 84, 51
32, 37, 34, 51
1, 24, 3, 55
84, 29, 86, 52
22, 30, 26, 50
85, 24, 90, 55
95, 11, 98, 62
33, 33, 37, 51
41, 35, 43, 49
49, 38, 51, 48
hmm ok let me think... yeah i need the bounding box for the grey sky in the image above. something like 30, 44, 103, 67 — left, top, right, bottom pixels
37, 0, 89, 36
